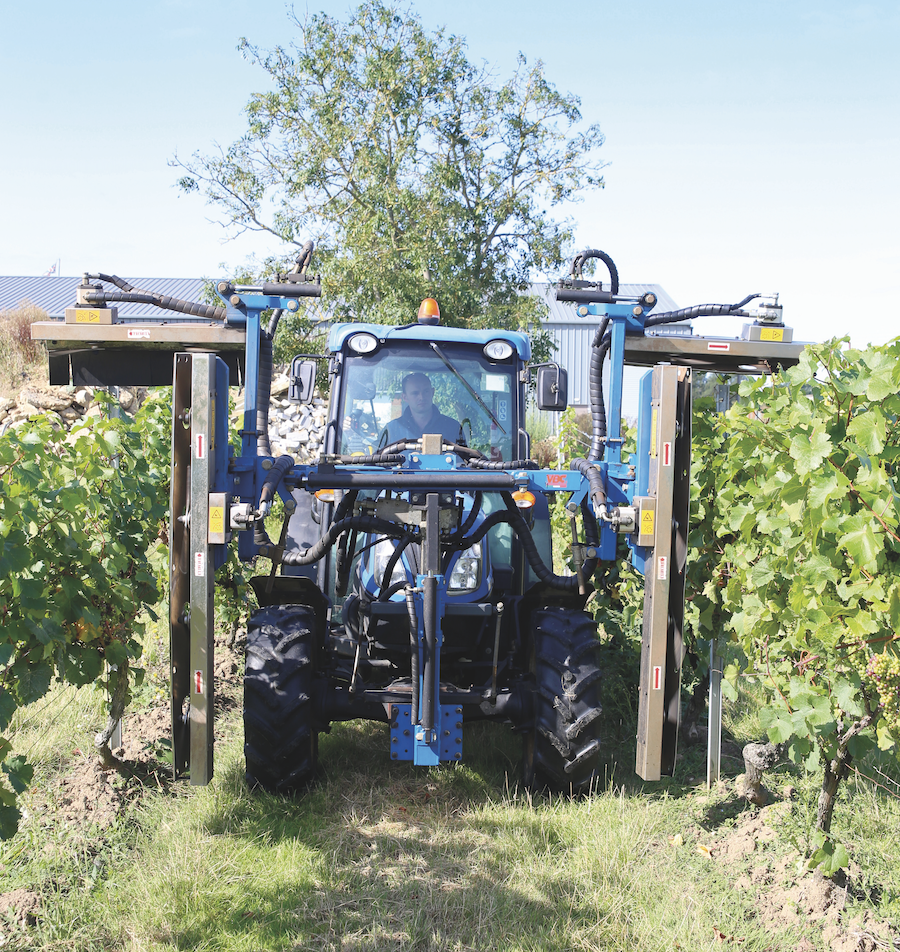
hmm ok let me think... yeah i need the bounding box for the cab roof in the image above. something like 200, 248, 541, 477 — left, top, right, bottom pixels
327, 322, 531, 361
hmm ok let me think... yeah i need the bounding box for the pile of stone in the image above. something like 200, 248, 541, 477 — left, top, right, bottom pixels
230, 372, 329, 463
0, 385, 143, 437
1, 374, 331, 462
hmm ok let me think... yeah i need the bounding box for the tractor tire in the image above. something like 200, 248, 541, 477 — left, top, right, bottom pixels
523, 606, 602, 793
243, 605, 318, 794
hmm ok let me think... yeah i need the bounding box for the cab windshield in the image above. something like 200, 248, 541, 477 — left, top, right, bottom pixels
339, 341, 517, 460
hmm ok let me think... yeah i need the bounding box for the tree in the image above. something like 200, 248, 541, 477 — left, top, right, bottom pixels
174, 1, 604, 340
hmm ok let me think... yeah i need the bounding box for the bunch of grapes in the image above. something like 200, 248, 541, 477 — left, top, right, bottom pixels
867, 650, 900, 733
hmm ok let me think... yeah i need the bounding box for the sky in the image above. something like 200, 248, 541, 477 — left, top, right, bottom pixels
2, 0, 898, 350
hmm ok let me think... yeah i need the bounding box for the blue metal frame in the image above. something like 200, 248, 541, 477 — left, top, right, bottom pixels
214, 286, 658, 765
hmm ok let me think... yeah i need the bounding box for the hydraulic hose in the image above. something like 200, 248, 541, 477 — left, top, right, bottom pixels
468, 458, 539, 470
377, 534, 415, 600
281, 514, 419, 566
259, 454, 295, 507
588, 325, 611, 460
644, 296, 760, 328
441, 502, 583, 593
82, 287, 226, 321
571, 249, 620, 294
570, 458, 607, 510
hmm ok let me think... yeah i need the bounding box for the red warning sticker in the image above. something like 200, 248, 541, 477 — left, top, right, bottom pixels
653, 666, 662, 690
195, 670, 203, 694
662, 441, 672, 466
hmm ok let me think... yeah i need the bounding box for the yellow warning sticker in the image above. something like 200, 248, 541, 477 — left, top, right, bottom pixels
760, 326, 784, 342
641, 510, 655, 536
209, 505, 225, 535
75, 310, 102, 323
650, 407, 658, 457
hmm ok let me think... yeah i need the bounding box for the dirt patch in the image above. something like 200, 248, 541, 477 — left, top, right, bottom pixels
700, 805, 899, 951
0, 887, 41, 926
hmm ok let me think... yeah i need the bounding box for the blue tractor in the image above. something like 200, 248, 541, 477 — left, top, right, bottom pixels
32, 246, 805, 791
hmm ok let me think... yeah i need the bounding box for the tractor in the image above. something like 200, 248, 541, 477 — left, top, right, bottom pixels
31, 246, 805, 790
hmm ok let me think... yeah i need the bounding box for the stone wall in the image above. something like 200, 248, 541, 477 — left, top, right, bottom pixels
0, 374, 331, 462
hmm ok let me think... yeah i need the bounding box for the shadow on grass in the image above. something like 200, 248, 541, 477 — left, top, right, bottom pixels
154, 720, 666, 951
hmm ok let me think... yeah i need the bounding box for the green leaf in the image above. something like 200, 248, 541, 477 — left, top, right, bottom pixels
847, 411, 886, 456
0, 802, 21, 840
837, 513, 881, 570
789, 430, 832, 475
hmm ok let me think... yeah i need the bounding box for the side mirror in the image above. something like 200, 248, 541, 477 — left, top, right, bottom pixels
289, 357, 317, 404
536, 364, 568, 412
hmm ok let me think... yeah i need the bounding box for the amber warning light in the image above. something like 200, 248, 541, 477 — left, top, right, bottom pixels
417, 298, 441, 325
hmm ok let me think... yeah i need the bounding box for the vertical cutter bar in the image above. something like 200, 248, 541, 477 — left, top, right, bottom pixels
169, 355, 192, 777
635, 365, 691, 779
189, 355, 216, 785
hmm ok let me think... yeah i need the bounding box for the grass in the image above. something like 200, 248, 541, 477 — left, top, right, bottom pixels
0, 302, 47, 397
2, 683, 897, 950
2, 622, 899, 950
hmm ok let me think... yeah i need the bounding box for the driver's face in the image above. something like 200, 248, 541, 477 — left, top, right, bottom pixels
403, 381, 434, 414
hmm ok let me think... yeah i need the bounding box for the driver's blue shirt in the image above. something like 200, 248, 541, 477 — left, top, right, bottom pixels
379, 406, 465, 447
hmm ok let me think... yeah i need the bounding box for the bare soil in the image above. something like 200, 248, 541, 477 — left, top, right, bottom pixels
694, 805, 898, 951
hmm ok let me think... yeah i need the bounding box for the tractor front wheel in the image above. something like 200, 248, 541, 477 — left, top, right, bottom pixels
243, 605, 318, 794
523, 606, 602, 793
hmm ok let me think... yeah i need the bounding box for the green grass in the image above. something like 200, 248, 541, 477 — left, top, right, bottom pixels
3, 651, 900, 951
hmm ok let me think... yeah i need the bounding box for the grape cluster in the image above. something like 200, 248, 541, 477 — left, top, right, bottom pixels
867, 651, 900, 732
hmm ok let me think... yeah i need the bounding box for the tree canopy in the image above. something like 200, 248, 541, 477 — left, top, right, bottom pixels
175, 1, 604, 335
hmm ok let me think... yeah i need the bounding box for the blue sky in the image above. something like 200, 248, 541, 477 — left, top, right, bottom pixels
2, 0, 898, 348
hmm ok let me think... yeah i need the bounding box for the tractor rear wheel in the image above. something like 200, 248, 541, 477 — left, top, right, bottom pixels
243, 605, 318, 794
523, 606, 602, 793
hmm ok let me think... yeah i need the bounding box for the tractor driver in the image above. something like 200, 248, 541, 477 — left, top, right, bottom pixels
378, 372, 465, 447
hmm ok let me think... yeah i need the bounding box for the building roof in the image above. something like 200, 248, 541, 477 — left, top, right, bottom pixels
0, 276, 206, 321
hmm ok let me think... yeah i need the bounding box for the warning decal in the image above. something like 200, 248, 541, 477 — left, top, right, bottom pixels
640, 509, 654, 536
76, 310, 101, 324
707, 341, 731, 352
209, 505, 225, 535
653, 666, 662, 691
650, 407, 658, 457
194, 551, 205, 576
657, 555, 668, 580
195, 433, 205, 459
662, 441, 672, 466
127, 328, 151, 339
760, 326, 784, 342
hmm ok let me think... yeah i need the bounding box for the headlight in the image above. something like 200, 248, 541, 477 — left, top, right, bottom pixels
484, 339, 514, 361
448, 543, 482, 593
373, 539, 407, 589
348, 332, 379, 355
